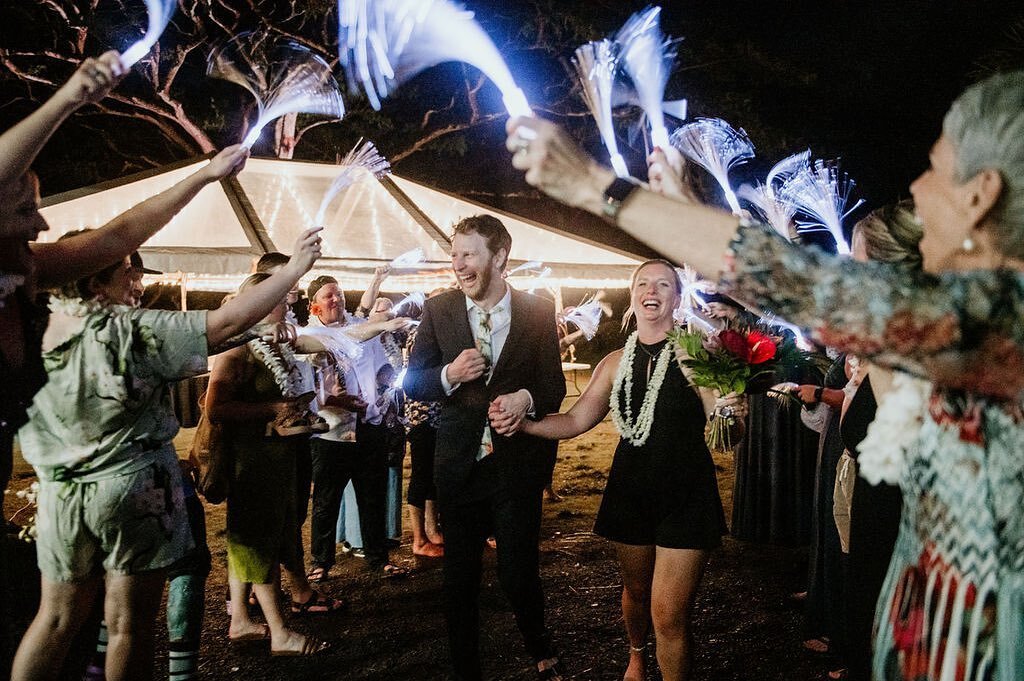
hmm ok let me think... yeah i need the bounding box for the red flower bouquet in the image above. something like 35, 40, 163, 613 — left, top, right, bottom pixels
669, 325, 789, 451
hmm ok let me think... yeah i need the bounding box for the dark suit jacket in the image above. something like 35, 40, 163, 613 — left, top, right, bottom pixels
405, 288, 566, 502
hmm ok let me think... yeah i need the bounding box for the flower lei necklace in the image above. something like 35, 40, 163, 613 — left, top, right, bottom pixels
248, 338, 304, 398
610, 331, 674, 447
48, 296, 110, 318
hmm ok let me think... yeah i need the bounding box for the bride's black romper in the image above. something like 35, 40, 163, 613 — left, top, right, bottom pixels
595, 339, 727, 548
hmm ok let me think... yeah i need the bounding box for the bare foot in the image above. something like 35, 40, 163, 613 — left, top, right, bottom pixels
623, 648, 645, 681
228, 621, 269, 642
425, 528, 444, 545
537, 657, 566, 680
544, 486, 563, 502
413, 541, 444, 558
270, 628, 308, 653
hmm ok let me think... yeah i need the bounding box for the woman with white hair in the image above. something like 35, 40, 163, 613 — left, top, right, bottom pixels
507, 70, 1024, 680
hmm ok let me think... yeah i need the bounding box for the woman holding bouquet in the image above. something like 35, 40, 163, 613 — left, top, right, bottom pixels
493, 259, 726, 681
507, 70, 1024, 681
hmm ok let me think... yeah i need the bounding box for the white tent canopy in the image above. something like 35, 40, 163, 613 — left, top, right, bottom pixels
39, 156, 641, 292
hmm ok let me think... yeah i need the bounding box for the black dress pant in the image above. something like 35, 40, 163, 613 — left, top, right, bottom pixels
309, 422, 389, 570
440, 475, 553, 681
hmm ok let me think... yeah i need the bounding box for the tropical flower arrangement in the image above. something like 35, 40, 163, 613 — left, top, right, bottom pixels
668, 324, 811, 451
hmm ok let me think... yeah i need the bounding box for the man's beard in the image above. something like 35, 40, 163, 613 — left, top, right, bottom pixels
464, 264, 494, 302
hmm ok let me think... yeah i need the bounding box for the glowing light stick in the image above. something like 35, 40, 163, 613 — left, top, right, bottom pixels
759, 311, 812, 351
613, 6, 679, 150
208, 34, 345, 148
563, 295, 609, 341
389, 248, 425, 269
121, 0, 177, 67
392, 291, 425, 315
573, 40, 628, 178
296, 325, 363, 360
507, 260, 543, 276
736, 150, 811, 239
673, 264, 713, 326
669, 118, 754, 215
527, 267, 552, 295
681, 310, 716, 333
315, 139, 390, 225
777, 159, 864, 255
338, 0, 532, 117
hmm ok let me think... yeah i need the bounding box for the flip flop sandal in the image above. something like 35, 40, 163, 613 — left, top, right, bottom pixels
271, 635, 331, 657
291, 589, 347, 615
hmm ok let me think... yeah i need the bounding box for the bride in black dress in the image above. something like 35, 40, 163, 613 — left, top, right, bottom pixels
496, 259, 727, 681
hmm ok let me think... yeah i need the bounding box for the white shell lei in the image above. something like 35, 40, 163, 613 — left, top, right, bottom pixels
248, 338, 304, 398
609, 331, 674, 447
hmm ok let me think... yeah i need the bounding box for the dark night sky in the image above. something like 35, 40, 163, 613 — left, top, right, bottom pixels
2, 0, 1022, 227
395, 0, 1024, 225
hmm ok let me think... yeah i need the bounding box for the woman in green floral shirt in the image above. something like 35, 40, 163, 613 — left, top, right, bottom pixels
11, 226, 323, 680
507, 70, 1024, 681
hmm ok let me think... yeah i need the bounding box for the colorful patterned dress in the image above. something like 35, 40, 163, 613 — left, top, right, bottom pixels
723, 223, 1024, 681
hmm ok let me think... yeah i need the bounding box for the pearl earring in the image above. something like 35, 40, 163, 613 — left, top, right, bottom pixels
962, 236, 975, 253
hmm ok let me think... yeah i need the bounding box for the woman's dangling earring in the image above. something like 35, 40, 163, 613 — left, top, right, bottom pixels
962, 235, 975, 253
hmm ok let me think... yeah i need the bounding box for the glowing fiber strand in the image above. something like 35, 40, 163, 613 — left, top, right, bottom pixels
614, 6, 678, 150
338, 0, 532, 117
670, 117, 754, 215
208, 34, 345, 148
315, 139, 390, 225
573, 40, 628, 178
121, 0, 177, 67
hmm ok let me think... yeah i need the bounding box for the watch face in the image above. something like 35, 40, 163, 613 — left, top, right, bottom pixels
604, 177, 639, 203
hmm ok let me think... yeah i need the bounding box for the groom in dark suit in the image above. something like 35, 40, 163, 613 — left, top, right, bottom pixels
405, 215, 567, 681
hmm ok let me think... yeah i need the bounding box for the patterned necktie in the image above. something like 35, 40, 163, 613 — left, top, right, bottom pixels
475, 307, 495, 460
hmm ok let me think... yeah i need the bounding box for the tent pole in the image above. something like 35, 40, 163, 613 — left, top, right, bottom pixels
221, 177, 276, 254
378, 176, 452, 253
179, 272, 188, 311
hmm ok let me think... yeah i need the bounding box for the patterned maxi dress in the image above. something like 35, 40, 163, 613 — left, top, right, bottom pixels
723, 223, 1024, 681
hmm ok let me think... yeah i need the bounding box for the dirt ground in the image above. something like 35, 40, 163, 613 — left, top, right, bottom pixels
3, 383, 832, 680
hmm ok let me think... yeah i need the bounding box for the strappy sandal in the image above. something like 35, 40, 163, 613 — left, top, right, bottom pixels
291, 589, 347, 615
306, 566, 331, 583
271, 635, 331, 657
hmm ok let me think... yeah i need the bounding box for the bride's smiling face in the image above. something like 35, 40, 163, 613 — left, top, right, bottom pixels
630, 262, 681, 326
